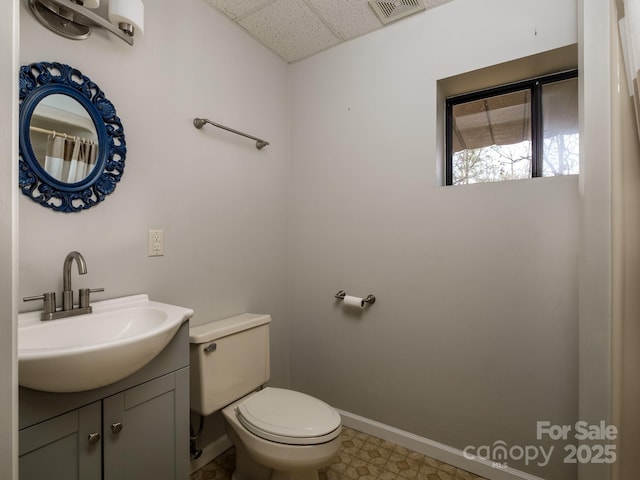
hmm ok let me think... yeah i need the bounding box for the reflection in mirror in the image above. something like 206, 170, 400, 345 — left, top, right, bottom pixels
29, 94, 99, 183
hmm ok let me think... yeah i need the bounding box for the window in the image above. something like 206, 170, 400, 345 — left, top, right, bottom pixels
445, 70, 579, 185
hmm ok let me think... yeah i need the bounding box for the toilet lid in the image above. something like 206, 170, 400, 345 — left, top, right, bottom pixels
237, 387, 341, 445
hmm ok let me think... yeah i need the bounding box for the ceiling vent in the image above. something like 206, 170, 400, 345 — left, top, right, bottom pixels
368, 0, 426, 25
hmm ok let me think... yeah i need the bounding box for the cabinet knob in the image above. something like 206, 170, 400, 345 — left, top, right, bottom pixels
88, 432, 101, 445
111, 422, 123, 434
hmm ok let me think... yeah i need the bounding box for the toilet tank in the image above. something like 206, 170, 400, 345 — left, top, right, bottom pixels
189, 313, 271, 416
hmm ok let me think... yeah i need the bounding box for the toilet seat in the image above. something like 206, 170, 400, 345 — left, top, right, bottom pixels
237, 387, 342, 446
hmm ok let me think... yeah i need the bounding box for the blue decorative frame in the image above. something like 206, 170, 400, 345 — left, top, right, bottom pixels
19, 61, 126, 212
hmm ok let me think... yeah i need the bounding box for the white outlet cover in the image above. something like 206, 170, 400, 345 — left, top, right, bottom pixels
148, 229, 164, 256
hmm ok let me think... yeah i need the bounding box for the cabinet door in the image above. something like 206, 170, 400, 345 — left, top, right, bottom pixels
19, 401, 101, 480
103, 368, 189, 480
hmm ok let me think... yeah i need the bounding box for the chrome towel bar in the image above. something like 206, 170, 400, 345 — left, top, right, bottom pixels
193, 117, 270, 150
335, 290, 376, 305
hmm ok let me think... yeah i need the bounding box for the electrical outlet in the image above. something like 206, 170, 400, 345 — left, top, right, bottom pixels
148, 229, 164, 257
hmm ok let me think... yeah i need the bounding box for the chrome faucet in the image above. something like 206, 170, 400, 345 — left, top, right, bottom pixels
63, 251, 87, 311
24, 251, 104, 321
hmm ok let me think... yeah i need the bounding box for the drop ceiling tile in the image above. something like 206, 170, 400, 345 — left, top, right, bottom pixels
307, 0, 383, 41
203, 0, 456, 63
238, 0, 340, 62
203, 0, 273, 20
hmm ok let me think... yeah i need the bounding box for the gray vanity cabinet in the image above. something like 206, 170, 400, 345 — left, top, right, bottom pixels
19, 401, 102, 480
19, 322, 190, 480
103, 370, 189, 480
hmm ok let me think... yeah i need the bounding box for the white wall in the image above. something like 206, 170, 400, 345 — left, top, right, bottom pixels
19, 0, 290, 456
289, 0, 579, 478
0, 1, 18, 478
577, 1, 613, 479
611, 2, 639, 479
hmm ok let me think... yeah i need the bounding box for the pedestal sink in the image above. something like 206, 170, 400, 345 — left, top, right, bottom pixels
18, 294, 194, 392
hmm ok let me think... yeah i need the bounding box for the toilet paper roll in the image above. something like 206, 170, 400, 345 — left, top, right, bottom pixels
343, 295, 365, 309
109, 0, 144, 35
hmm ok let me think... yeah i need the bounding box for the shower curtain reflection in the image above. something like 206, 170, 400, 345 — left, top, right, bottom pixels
43, 132, 97, 183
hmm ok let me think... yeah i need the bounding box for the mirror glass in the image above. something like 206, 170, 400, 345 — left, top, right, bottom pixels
29, 94, 99, 183
19, 61, 126, 213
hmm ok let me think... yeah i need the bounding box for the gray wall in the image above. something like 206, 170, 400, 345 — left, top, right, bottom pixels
288, 0, 579, 478
14, 1, 620, 479
18, 0, 291, 455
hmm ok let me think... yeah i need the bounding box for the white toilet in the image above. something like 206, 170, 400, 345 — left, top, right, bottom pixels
189, 313, 342, 480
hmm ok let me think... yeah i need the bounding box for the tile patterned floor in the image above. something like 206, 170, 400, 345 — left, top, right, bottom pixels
190, 427, 488, 480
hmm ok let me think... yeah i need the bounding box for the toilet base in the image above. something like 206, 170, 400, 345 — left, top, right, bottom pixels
230, 434, 271, 480
227, 422, 328, 480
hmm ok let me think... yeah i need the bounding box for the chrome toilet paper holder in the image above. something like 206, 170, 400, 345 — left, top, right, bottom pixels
334, 290, 376, 305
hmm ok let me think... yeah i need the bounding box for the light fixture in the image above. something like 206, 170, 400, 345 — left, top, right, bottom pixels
29, 0, 144, 46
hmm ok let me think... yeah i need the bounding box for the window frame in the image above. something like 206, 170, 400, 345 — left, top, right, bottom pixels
445, 69, 579, 186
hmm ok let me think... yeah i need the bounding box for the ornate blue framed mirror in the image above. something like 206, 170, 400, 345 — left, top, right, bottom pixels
19, 61, 126, 212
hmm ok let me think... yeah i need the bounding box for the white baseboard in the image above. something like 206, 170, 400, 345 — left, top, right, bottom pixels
337, 409, 545, 480
189, 434, 233, 474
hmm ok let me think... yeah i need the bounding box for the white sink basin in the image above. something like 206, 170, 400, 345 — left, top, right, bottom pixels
18, 294, 194, 393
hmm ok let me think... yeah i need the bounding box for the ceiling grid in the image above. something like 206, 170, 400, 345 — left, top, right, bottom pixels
203, 0, 453, 62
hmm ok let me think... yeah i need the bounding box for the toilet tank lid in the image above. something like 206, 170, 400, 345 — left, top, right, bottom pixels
189, 313, 271, 344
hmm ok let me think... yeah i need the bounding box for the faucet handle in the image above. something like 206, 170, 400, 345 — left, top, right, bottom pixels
23, 292, 57, 315
79, 288, 104, 309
